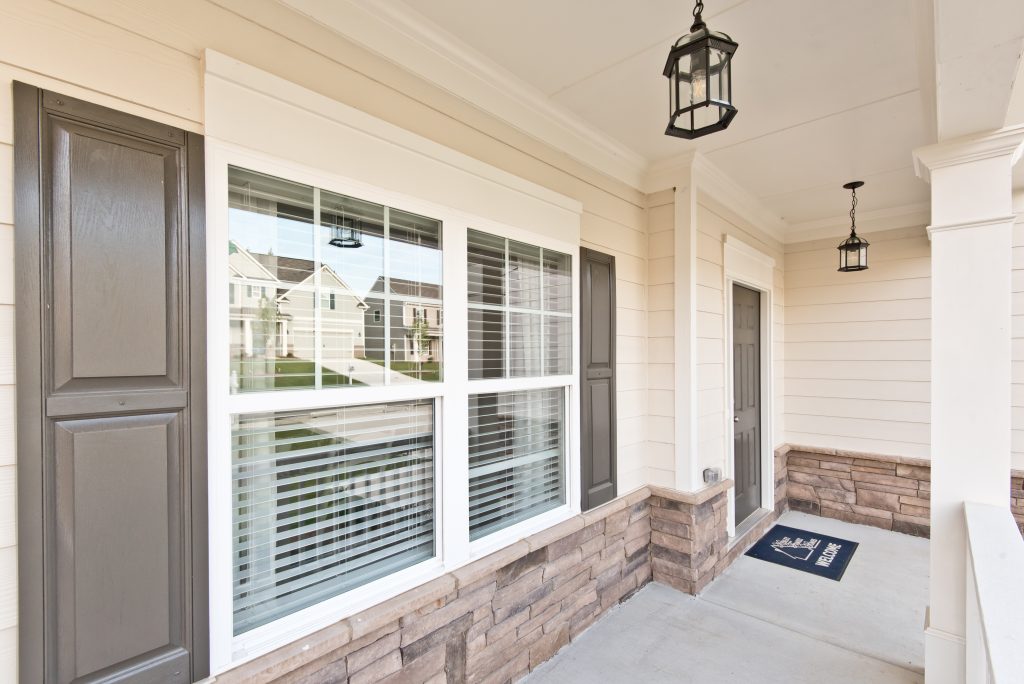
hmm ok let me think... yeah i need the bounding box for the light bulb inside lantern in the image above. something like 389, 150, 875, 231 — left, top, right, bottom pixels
691, 68, 707, 103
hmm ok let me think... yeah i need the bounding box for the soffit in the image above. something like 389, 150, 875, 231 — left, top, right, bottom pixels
283, 0, 939, 239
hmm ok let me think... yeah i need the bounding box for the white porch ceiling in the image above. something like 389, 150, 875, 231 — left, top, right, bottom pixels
286, 0, 955, 238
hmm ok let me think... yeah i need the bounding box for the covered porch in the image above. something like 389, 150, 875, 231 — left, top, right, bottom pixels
529, 511, 928, 684
3, 1, 1024, 683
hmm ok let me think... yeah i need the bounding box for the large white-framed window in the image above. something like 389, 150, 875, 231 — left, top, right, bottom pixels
206, 141, 581, 672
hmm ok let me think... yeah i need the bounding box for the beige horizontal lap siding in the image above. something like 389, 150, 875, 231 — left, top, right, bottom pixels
1013, 209, 1024, 469
695, 199, 785, 480
582, 209, 649, 493
0, 0, 658, 677
646, 189, 674, 488
783, 225, 931, 460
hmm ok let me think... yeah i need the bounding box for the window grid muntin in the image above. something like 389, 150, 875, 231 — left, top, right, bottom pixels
467, 230, 572, 380
229, 166, 443, 392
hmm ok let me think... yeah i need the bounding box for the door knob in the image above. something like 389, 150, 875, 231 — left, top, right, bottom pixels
733, 416, 739, 422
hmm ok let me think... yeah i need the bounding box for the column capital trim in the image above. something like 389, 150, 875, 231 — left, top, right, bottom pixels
926, 214, 1018, 239
913, 124, 1024, 183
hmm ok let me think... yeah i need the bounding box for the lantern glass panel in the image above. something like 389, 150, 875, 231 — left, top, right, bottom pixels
859, 245, 868, 268
847, 246, 860, 269
715, 50, 732, 105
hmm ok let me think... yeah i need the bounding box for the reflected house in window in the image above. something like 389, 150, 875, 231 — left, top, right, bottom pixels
364, 276, 443, 365
229, 240, 289, 360
229, 240, 370, 381
275, 263, 370, 367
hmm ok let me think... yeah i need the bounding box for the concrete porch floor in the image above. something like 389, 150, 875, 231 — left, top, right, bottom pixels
525, 511, 928, 684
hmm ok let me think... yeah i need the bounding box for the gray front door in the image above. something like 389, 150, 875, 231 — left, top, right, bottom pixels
14, 84, 207, 683
580, 248, 616, 510
732, 283, 761, 525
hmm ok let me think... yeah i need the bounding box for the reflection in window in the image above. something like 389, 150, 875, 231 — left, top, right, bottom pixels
228, 167, 443, 391
467, 230, 572, 379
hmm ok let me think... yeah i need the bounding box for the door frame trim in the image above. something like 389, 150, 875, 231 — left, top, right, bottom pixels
722, 235, 776, 538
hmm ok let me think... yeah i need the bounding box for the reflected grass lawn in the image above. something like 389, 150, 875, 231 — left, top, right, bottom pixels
271, 359, 366, 388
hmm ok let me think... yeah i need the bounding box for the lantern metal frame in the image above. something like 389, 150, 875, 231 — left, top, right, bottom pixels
663, 0, 738, 140
837, 181, 869, 272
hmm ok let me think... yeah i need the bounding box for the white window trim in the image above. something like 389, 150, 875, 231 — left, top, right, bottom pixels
721, 235, 776, 538
206, 140, 581, 673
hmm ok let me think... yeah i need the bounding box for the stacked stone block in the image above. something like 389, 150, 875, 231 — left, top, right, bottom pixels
220, 487, 652, 684
781, 445, 1024, 538
648, 480, 785, 595
781, 446, 932, 537
1013, 474, 1024, 535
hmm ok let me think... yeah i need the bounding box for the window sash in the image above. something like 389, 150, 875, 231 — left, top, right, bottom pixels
231, 400, 436, 634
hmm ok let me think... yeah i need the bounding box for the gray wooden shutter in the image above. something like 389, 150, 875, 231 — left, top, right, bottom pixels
580, 248, 617, 510
14, 83, 207, 684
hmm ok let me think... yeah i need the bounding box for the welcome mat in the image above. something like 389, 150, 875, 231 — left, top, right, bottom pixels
745, 524, 858, 581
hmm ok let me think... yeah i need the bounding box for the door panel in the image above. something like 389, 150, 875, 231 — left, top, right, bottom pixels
732, 283, 761, 525
580, 248, 616, 510
15, 83, 206, 684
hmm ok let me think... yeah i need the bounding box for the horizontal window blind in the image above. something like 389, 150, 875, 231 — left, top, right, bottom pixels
469, 388, 565, 540
231, 400, 435, 634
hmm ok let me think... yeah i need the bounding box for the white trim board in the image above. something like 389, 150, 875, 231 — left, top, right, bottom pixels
203, 50, 583, 225
722, 236, 776, 537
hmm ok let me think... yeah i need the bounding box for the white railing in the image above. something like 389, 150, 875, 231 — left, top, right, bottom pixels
964, 502, 1024, 683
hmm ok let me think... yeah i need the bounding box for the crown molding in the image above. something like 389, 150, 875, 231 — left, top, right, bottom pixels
927, 214, 1018, 238
645, 152, 788, 244
784, 202, 931, 244
913, 124, 1024, 182
692, 154, 788, 244
280, 0, 649, 190
643, 152, 697, 194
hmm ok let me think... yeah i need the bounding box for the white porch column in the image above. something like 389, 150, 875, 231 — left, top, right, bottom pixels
673, 162, 700, 492
913, 126, 1024, 683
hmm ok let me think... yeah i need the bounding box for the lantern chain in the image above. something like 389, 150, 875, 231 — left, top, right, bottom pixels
693, 0, 704, 19
849, 186, 858, 234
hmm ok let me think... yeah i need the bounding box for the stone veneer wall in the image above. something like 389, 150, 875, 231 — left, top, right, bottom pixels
219, 488, 653, 684
217, 477, 787, 684
648, 464, 788, 594
780, 445, 1024, 537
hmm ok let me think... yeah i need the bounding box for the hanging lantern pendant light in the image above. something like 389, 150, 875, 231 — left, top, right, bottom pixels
663, 0, 738, 139
837, 181, 869, 272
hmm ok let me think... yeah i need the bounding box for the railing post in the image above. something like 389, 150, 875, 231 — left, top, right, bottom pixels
963, 502, 1024, 684
963, 546, 986, 683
